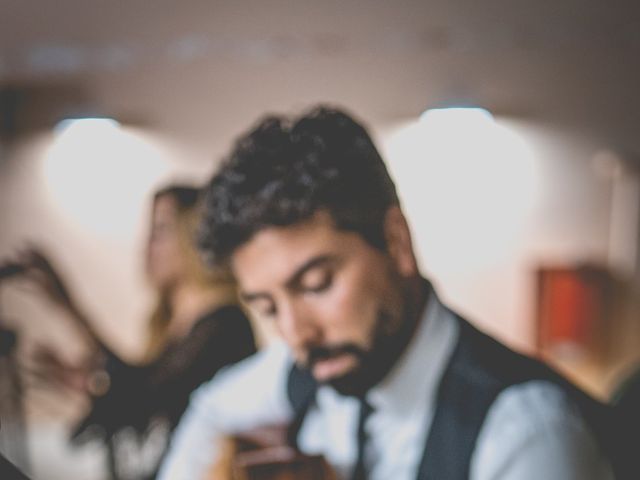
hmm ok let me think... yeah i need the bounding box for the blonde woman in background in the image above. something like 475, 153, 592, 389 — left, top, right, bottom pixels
14, 184, 256, 480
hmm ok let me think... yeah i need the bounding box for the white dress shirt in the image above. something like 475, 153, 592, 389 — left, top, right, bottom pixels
158, 293, 614, 480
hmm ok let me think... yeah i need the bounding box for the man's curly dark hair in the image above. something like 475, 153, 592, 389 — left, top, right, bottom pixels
198, 106, 399, 264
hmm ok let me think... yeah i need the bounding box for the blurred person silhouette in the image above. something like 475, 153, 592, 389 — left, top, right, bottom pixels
613, 364, 640, 425
0, 451, 31, 480
612, 363, 640, 473
158, 107, 630, 480
11, 184, 256, 480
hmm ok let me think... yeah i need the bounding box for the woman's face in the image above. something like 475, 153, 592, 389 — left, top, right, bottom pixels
146, 194, 185, 289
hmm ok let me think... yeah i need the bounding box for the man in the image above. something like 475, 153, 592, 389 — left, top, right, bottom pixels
158, 107, 620, 479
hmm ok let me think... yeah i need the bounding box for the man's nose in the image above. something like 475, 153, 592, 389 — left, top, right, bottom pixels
278, 300, 321, 350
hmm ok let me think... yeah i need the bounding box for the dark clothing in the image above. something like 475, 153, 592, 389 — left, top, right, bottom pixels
417, 313, 622, 480
0, 453, 31, 480
72, 304, 256, 480
612, 365, 640, 477
288, 305, 626, 480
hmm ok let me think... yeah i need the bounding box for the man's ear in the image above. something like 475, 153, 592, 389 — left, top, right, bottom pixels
384, 206, 418, 277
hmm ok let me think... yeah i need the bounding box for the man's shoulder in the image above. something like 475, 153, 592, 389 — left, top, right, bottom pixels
191, 341, 294, 411
472, 380, 615, 479
487, 380, 591, 437
449, 313, 573, 391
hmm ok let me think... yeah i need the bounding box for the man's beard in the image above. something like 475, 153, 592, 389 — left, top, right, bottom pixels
303, 306, 417, 398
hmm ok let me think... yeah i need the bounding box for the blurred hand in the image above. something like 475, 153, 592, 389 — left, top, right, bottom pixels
8, 244, 103, 353
26, 343, 92, 393
14, 246, 76, 312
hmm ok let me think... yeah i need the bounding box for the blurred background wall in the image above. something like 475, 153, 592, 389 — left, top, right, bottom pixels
1, 1, 639, 478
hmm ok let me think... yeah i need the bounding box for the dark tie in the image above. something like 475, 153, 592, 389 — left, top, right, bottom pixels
351, 399, 374, 480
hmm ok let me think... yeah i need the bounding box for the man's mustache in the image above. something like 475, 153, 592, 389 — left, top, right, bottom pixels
304, 343, 366, 369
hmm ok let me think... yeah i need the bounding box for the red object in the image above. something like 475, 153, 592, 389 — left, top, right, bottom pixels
536, 265, 612, 358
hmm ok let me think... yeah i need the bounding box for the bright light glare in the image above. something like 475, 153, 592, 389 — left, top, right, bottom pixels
54, 117, 121, 135
43, 119, 170, 238
420, 106, 494, 124
383, 109, 539, 275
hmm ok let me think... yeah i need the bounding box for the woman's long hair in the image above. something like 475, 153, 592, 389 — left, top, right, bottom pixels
144, 185, 238, 359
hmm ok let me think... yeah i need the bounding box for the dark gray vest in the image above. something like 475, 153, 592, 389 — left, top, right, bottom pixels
287, 313, 629, 479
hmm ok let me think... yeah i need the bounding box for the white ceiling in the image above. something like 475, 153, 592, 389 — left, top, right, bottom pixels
1, 0, 640, 160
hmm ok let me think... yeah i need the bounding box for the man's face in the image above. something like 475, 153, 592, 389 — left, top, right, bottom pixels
231, 209, 418, 396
